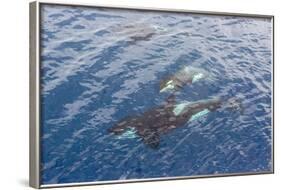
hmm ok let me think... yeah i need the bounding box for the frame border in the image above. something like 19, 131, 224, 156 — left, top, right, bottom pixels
30, 1, 40, 188
29, 1, 274, 189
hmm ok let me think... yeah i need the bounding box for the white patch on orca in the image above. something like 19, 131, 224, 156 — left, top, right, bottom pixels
160, 80, 175, 92
166, 80, 173, 85
116, 127, 138, 139
192, 73, 204, 83
173, 102, 190, 116
189, 109, 210, 121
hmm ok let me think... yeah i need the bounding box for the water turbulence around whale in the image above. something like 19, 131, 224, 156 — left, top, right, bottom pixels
192, 73, 204, 83
115, 127, 138, 139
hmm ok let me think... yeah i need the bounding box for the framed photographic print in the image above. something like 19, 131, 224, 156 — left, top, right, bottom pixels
29, 1, 274, 188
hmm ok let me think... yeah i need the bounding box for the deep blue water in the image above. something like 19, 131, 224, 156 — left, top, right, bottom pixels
40, 5, 273, 185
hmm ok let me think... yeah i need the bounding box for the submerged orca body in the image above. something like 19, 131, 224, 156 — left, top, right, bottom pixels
160, 66, 207, 93
108, 96, 225, 149
108, 23, 167, 44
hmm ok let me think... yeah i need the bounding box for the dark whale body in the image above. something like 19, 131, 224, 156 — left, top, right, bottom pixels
107, 22, 167, 45
109, 96, 224, 149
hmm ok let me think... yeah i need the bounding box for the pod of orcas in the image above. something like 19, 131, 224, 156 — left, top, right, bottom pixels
108, 65, 242, 149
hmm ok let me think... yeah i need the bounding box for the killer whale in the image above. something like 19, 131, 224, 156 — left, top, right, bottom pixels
159, 66, 208, 93
106, 22, 168, 44
108, 96, 241, 149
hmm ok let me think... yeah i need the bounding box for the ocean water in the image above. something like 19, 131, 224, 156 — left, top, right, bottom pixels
40, 4, 273, 185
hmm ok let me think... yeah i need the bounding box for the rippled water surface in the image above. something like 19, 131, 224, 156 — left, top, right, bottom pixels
40, 4, 273, 185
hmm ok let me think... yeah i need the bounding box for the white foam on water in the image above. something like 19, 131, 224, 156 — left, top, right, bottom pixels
183, 66, 190, 73
152, 25, 167, 32
192, 73, 204, 83
116, 128, 138, 139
